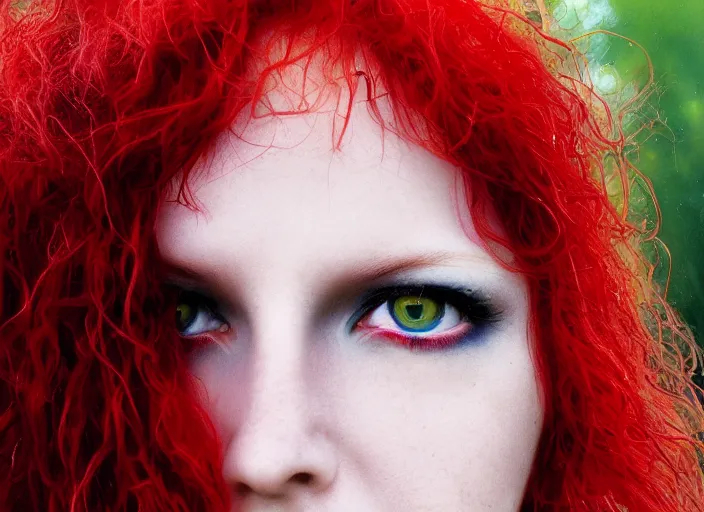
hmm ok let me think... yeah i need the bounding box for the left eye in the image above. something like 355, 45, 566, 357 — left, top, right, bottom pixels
174, 291, 228, 337
352, 285, 499, 350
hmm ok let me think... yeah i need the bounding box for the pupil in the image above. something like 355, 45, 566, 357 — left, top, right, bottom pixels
406, 304, 424, 320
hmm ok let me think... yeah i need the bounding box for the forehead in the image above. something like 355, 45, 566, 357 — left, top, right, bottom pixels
162, 27, 456, 222
157, 92, 479, 259
154, 43, 504, 290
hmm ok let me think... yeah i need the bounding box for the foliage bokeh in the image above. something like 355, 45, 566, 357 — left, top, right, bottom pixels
544, 0, 704, 387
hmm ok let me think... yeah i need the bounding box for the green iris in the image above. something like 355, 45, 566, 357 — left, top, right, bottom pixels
175, 302, 196, 332
390, 296, 444, 332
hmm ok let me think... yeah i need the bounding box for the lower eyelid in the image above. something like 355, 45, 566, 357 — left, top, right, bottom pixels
181, 329, 234, 355
357, 321, 471, 336
355, 323, 473, 350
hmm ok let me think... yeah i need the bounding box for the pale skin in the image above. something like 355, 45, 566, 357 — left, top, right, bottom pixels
155, 56, 544, 511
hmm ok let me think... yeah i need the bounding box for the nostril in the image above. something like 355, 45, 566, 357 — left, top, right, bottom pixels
290, 472, 314, 486
233, 472, 315, 498
235, 482, 252, 497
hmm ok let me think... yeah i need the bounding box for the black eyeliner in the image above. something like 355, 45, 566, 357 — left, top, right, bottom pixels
346, 283, 504, 333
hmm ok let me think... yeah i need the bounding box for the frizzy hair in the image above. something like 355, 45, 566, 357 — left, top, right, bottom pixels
1, 0, 702, 510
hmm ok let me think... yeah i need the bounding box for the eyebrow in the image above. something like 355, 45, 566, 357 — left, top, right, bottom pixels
159, 261, 211, 284
161, 250, 488, 280
327, 251, 490, 286
158, 250, 495, 305
157, 260, 232, 303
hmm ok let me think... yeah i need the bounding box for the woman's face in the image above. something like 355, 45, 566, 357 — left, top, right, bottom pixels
155, 74, 543, 511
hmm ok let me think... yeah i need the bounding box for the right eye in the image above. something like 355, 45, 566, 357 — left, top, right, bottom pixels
174, 290, 229, 338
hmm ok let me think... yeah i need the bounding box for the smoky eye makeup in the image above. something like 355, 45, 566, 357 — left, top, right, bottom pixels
345, 282, 505, 351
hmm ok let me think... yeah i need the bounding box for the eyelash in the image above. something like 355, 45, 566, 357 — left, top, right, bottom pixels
350, 285, 502, 351
170, 284, 503, 351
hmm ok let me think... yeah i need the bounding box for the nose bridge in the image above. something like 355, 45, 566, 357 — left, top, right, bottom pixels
234, 263, 318, 412
237, 297, 312, 447
247, 322, 311, 431
222, 295, 338, 496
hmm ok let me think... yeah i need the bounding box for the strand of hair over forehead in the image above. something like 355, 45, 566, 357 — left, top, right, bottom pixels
0, 0, 702, 510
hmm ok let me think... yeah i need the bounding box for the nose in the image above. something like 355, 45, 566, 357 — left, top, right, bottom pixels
221, 340, 339, 500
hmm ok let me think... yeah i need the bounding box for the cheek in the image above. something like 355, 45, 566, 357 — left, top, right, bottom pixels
187, 350, 248, 446
323, 336, 543, 507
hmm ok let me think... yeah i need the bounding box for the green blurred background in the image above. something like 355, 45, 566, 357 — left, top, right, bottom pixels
545, 0, 703, 384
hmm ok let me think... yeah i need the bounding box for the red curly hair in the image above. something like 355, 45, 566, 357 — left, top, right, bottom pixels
1, 0, 702, 510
